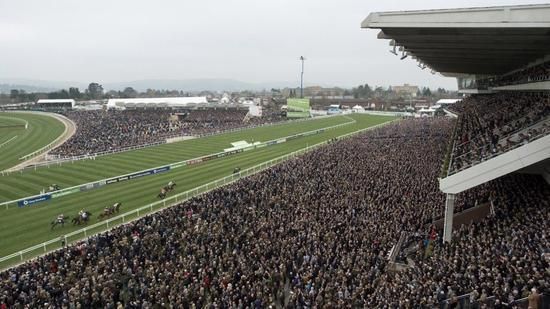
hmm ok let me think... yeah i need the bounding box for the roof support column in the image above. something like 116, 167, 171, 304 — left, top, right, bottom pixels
443, 193, 455, 243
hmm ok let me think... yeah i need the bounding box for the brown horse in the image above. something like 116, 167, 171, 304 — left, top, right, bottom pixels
98, 203, 121, 220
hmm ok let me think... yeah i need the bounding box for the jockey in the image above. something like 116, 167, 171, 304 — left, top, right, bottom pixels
161, 187, 167, 194
79, 209, 88, 219
57, 214, 65, 223
104, 206, 111, 214
168, 181, 174, 187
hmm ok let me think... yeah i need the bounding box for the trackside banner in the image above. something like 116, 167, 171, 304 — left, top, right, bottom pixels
52, 188, 80, 198
18, 194, 51, 207
105, 166, 171, 185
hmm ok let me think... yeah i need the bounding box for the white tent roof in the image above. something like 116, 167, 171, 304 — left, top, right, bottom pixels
436, 99, 461, 105
106, 97, 208, 108
37, 99, 75, 103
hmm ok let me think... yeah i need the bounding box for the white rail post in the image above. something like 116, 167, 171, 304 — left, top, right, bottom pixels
20, 251, 23, 261
84, 228, 87, 237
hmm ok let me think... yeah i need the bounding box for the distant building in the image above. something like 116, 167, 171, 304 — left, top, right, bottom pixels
220, 93, 231, 104
393, 84, 419, 97
106, 97, 208, 109
36, 99, 75, 110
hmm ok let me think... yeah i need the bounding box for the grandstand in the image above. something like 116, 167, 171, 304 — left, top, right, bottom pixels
363, 3, 550, 241
363, 3, 550, 307
35, 99, 75, 111
106, 96, 208, 109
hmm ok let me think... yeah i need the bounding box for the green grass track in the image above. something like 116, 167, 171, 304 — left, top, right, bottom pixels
0, 114, 395, 266
0, 112, 65, 171
0, 116, 352, 201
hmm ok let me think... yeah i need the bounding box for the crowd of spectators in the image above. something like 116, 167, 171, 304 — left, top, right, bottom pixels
1, 118, 454, 308
52, 110, 173, 157
449, 92, 550, 174
380, 173, 549, 307
473, 61, 550, 89
2, 117, 548, 307
51, 109, 283, 157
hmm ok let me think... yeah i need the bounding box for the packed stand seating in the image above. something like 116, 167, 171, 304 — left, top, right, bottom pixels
51, 109, 274, 157
0, 118, 455, 308
376, 173, 550, 307
51, 110, 175, 157
173, 109, 249, 136
448, 92, 550, 174
474, 61, 550, 89
183, 109, 247, 123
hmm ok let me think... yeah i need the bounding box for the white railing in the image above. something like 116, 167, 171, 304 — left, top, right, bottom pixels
45, 141, 167, 162
44, 115, 337, 164
0, 115, 28, 129
18, 114, 71, 161
0, 136, 18, 148
0, 118, 397, 270
0, 117, 356, 208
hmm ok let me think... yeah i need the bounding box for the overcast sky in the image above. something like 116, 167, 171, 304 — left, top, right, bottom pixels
0, 0, 547, 90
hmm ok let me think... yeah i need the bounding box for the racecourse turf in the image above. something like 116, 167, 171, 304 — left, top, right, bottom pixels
0, 112, 65, 171
0, 114, 396, 268
0, 116, 353, 201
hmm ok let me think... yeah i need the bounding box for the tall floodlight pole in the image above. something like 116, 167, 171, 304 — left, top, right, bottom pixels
299, 56, 306, 98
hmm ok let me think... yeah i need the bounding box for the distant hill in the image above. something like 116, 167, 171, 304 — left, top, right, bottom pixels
0, 79, 88, 94
0, 83, 57, 94
0, 78, 299, 93
102, 79, 296, 92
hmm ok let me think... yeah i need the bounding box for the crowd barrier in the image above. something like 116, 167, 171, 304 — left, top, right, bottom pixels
0, 118, 396, 270
0, 117, 357, 209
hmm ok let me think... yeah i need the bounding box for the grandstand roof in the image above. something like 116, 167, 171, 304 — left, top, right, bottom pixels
36, 99, 75, 107
106, 97, 208, 108
36, 99, 75, 103
362, 4, 550, 76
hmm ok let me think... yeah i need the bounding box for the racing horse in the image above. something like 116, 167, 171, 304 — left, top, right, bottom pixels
47, 184, 61, 192
158, 188, 167, 199
51, 215, 69, 230
158, 181, 176, 199
72, 211, 92, 225
166, 181, 176, 191
98, 203, 121, 220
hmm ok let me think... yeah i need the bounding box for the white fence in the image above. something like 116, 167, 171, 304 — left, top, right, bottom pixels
17, 113, 71, 161
0, 118, 396, 270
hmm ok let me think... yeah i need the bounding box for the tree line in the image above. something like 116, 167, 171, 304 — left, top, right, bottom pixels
351, 83, 454, 99
2, 83, 195, 104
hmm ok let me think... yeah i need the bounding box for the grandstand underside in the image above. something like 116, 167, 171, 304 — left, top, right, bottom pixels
362, 4, 550, 75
